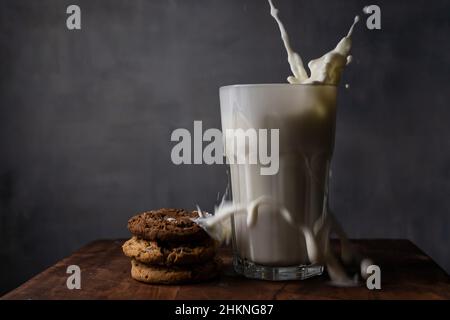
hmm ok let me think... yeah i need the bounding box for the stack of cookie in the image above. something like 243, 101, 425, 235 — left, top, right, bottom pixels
123, 208, 221, 284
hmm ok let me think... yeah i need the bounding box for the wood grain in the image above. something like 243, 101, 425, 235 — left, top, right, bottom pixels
2, 239, 449, 300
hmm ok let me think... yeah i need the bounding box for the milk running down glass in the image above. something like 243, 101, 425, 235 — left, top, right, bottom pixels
220, 84, 336, 271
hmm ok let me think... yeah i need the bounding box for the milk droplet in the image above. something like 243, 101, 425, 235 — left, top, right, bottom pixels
346, 55, 353, 65
361, 258, 374, 279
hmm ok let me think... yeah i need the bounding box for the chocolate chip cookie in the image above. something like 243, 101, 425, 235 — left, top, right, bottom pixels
122, 236, 217, 266
130, 257, 221, 284
127, 208, 208, 243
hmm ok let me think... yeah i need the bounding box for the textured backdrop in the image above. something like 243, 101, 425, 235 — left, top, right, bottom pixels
0, 0, 449, 294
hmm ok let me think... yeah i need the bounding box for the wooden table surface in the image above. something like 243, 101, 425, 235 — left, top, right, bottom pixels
2, 239, 449, 300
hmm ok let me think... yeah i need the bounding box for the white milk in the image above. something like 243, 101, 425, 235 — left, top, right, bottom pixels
268, 0, 359, 85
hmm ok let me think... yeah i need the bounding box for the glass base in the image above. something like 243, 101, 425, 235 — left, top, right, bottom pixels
233, 256, 324, 281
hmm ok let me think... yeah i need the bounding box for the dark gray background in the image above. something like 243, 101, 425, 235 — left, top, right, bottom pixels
0, 0, 449, 294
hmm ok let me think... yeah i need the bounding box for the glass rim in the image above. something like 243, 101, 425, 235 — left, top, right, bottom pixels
220, 83, 337, 90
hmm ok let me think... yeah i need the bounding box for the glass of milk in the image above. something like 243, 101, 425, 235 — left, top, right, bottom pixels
220, 83, 337, 280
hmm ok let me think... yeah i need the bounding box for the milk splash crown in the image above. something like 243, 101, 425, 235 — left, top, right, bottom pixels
268, 0, 359, 85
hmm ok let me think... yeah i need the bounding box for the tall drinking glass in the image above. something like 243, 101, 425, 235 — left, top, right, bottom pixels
219, 84, 337, 280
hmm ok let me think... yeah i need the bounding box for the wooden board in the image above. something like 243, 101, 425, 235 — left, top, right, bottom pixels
2, 239, 449, 300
